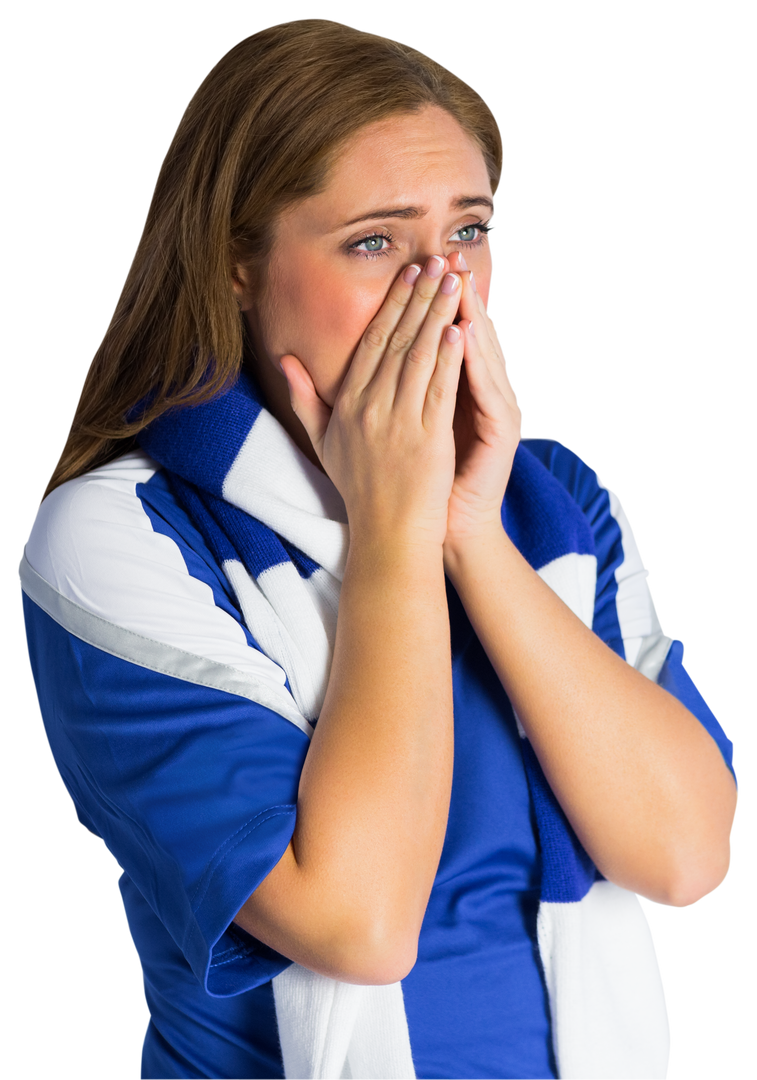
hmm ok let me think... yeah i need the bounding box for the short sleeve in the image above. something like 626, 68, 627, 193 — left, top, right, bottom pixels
522, 439, 735, 781
21, 453, 313, 995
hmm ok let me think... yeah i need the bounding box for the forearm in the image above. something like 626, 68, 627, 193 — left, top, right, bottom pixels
237, 537, 454, 982
444, 526, 736, 906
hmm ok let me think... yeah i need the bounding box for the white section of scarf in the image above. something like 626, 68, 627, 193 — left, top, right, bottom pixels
214, 415, 669, 1079
219, 410, 346, 721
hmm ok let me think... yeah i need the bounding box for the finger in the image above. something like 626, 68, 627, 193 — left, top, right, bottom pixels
459, 320, 499, 408
455, 270, 507, 380
371, 255, 451, 389
461, 317, 519, 420
393, 271, 464, 409
340, 262, 423, 394
422, 322, 465, 431
279, 354, 332, 462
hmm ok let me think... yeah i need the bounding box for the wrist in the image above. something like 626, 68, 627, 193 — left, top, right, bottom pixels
347, 530, 445, 574
443, 522, 515, 585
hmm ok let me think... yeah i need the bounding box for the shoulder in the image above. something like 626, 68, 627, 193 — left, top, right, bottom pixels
27, 449, 168, 597
25, 449, 230, 629
22, 450, 295, 709
518, 439, 662, 655
519, 438, 628, 568
520, 438, 609, 520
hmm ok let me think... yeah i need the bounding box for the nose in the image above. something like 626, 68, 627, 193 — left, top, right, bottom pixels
410, 251, 468, 285
446, 251, 468, 273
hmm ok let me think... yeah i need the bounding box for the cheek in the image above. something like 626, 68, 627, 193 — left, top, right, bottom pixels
268, 254, 393, 403
341, 278, 392, 342
306, 275, 382, 357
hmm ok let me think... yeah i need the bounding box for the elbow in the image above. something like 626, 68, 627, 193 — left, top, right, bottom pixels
339, 952, 417, 986
654, 841, 732, 908
662, 793, 735, 907
328, 922, 419, 985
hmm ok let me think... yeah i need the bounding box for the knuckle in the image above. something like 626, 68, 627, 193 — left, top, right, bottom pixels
432, 286, 459, 315
415, 281, 439, 304
426, 383, 448, 407
406, 345, 433, 368
388, 326, 416, 354
363, 324, 389, 351
385, 290, 408, 313
358, 398, 382, 432
333, 392, 355, 421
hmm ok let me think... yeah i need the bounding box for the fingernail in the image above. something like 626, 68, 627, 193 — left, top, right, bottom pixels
470, 271, 477, 293
441, 273, 460, 295
445, 325, 461, 344
426, 255, 445, 279
458, 254, 468, 271
468, 320, 476, 337
403, 264, 422, 285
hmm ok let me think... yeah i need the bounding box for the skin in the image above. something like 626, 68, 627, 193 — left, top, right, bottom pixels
232, 103, 738, 911
241, 106, 495, 475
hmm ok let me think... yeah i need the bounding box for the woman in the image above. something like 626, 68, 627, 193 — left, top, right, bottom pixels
21, 19, 736, 1080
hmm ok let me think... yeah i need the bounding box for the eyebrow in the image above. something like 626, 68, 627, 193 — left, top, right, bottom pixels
336, 195, 494, 229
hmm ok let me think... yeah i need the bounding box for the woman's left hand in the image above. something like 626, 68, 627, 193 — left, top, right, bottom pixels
443, 251, 521, 560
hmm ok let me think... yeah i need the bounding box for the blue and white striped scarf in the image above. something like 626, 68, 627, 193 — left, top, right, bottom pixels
139, 371, 669, 1079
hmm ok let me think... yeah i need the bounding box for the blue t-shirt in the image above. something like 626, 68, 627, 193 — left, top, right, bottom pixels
21, 440, 733, 1080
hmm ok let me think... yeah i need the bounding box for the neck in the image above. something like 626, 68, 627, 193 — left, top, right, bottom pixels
242, 350, 325, 475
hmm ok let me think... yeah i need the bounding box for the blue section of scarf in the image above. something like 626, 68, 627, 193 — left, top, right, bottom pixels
139, 370, 599, 903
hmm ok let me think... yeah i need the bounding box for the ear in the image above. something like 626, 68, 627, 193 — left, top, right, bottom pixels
233, 260, 268, 313
230, 280, 245, 311
230, 272, 245, 306
231, 264, 254, 313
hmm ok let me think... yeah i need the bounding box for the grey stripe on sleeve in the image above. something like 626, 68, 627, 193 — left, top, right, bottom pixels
19, 554, 314, 739
635, 631, 673, 683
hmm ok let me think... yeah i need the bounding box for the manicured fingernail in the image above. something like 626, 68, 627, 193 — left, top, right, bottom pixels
458, 254, 468, 270
445, 325, 461, 344
470, 271, 477, 293
426, 255, 445, 279
441, 273, 460, 295
468, 320, 476, 337
403, 264, 422, 285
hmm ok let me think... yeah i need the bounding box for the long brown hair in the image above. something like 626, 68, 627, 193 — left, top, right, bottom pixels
46, 19, 502, 497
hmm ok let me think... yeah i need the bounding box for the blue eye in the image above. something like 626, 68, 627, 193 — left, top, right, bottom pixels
347, 219, 496, 259
363, 236, 385, 251
452, 221, 492, 245
347, 232, 393, 260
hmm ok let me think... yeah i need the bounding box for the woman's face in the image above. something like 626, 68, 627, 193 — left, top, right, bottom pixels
240, 105, 494, 410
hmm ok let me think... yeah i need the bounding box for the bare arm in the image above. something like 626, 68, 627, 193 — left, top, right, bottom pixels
441, 258, 736, 907
443, 527, 736, 907
235, 258, 464, 983
235, 538, 452, 983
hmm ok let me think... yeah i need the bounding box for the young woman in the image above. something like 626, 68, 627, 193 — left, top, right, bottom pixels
21, 19, 736, 1080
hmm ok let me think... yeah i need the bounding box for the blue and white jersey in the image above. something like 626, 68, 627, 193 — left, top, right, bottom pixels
21, 439, 733, 1080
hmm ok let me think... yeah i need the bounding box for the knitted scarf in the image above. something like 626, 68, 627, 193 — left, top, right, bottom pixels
139, 371, 669, 1080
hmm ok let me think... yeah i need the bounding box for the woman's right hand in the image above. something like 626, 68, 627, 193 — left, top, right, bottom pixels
279, 256, 466, 550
